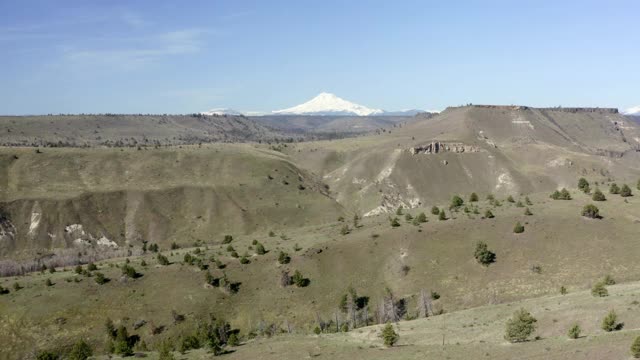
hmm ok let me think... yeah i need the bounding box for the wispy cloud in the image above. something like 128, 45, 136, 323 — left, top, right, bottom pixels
63, 28, 212, 68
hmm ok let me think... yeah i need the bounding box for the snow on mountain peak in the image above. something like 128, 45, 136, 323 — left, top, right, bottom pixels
201, 108, 243, 116
623, 106, 640, 115
273, 92, 384, 116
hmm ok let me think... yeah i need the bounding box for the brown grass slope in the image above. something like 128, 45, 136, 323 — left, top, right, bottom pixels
0, 144, 345, 257
284, 106, 640, 214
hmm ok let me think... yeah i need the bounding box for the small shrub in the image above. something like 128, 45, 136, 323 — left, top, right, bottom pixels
525, 196, 532, 205
469, 192, 479, 202
560, 286, 567, 295
431, 206, 440, 215
592, 188, 606, 201
504, 308, 537, 343
507, 195, 515, 203
601, 310, 621, 332
415, 212, 427, 223
278, 251, 291, 264
621, 184, 633, 197
631, 336, 640, 358
256, 243, 266, 255
87, 263, 98, 271
484, 209, 494, 219
121, 264, 138, 278
380, 323, 399, 347
389, 217, 401, 227
474, 241, 496, 266
603, 274, 616, 285
513, 222, 525, 234
292, 270, 309, 287
451, 195, 464, 208
157, 254, 170, 266
222, 235, 234, 244
95, 272, 108, 285
567, 324, 581, 339
610, 183, 620, 194
45, 278, 53, 287
239, 255, 250, 264
578, 178, 590, 193
524, 207, 532, 216
438, 210, 447, 221
341, 224, 351, 235
395, 206, 403, 215
69, 339, 92, 360
582, 204, 600, 219
591, 282, 608, 297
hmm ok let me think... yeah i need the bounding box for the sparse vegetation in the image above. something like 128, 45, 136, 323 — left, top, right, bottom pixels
582, 204, 600, 219
567, 323, 581, 339
504, 308, 537, 343
601, 310, 622, 332
474, 241, 496, 266
591, 282, 608, 297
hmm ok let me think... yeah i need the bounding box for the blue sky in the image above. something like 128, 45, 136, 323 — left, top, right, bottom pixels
0, 0, 638, 115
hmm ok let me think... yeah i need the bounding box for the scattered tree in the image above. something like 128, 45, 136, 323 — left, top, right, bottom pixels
389, 217, 401, 227
95, 272, 108, 285
591, 282, 608, 297
341, 224, 351, 235
524, 207, 533, 216
631, 336, 640, 358
469, 192, 479, 202
157, 254, 170, 266
395, 206, 403, 215
582, 204, 600, 219
438, 210, 447, 221
504, 308, 537, 343
380, 323, 399, 347
256, 242, 266, 255
513, 222, 525, 234
567, 324, 581, 339
292, 270, 309, 287
431, 206, 440, 215
507, 195, 515, 203
603, 274, 616, 285
415, 212, 427, 223
610, 183, 620, 194
578, 178, 590, 193
592, 188, 606, 201
484, 209, 495, 219
601, 310, 621, 332
474, 241, 496, 266
222, 235, 233, 244
278, 251, 291, 264
621, 184, 633, 197
451, 195, 464, 208
68, 339, 92, 360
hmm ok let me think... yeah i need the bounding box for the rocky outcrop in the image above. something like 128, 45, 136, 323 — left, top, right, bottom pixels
410, 142, 481, 155
446, 105, 619, 114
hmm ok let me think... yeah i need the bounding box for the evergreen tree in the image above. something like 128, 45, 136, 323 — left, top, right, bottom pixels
560, 188, 572, 200
601, 310, 619, 332
631, 336, 640, 358
94, 272, 108, 285
621, 184, 633, 197
469, 192, 479, 202
256, 242, 266, 255
507, 195, 515, 203
341, 224, 351, 235
389, 217, 401, 227
591, 282, 608, 297
474, 241, 496, 266
431, 206, 440, 215
157, 254, 170, 266
525, 196, 533, 205
504, 308, 537, 343
582, 204, 600, 219
513, 222, 525, 234
395, 206, 403, 215
592, 188, 606, 201
567, 324, 581, 339
68, 339, 92, 360
578, 178, 590, 193
610, 183, 620, 194
524, 207, 533, 216
278, 251, 291, 264
380, 323, 399, 347
415, 212, 427, 223
451, 195, 464, 208
114, 325, 133, 356
484, 209, 495, 219
438, 210, 447, 221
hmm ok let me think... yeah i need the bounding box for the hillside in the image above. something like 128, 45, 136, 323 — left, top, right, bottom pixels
283, 105, 640, 215
0, 114, 297, 147
252, 114, 421, 134
0, 145, 345, 257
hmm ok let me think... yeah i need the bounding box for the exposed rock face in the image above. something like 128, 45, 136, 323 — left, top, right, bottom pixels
410, 142, 481, 155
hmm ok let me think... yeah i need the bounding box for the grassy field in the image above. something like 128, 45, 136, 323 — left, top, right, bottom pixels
2, 186, 640, 358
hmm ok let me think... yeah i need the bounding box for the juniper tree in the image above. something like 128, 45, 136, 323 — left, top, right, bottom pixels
278, 251, 291, 264
255, 242, 266, 255
438, 210, 447, 221
431, 206, 440, 215
469, 192, 479, 202
513, 222, 525, 234
504, 308, 537, 343
578, 178, 590, 193
567, 324, 581, 339
524, 207, 533, 216
621, 184, 633, 197
582, 204, 600, 219
484, 209, 495, 218
389, 217, 401, 227
474, 241, 496, 266
610, 183, 620, 194
601, 310, 619, 332
592, 188, 606, 201
591, 282, 608, 297
507, 195, 515, 203
415, 212, 427, 223
631, 336, 640, 358
380, 323, 399, 347
69, 339, 92, 360
525, 196, 532, 205
451, 195, 464, 208
157, 254, 170, 266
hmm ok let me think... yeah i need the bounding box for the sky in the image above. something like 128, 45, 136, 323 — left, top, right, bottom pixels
0, 0, 639, 115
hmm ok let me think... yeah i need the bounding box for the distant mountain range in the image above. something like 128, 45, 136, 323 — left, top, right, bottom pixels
623, 106, 640, 116
202, 92, 436, 117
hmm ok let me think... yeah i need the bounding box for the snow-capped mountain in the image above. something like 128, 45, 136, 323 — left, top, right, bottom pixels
273, 92, 384, 116
201, 108, 243, 116
623, 106, 640, 115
